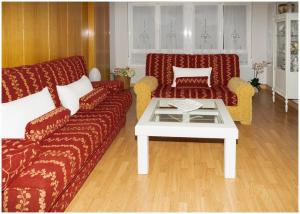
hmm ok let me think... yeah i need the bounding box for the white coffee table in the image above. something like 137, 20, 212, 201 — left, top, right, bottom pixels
135, 98, 239, 179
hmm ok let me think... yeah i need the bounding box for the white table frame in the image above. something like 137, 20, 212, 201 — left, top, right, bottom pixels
135, 98, 239, 179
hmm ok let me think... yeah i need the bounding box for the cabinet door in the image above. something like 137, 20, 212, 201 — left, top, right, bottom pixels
160, 5, 184, 50
194, 5, 219, 50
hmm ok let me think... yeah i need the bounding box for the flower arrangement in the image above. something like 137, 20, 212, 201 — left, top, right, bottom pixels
114, 67, 135, 78
250, 61, 270, 90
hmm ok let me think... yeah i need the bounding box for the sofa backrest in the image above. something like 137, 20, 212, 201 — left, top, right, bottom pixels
2, 56, 87, 106
146, 53, 240, 86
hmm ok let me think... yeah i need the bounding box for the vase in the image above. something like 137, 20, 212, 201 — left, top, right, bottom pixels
114, 75, 131, 90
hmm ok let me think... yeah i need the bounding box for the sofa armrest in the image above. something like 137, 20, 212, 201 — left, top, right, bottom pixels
227, 77, 255, 124
133, 76, 158, 119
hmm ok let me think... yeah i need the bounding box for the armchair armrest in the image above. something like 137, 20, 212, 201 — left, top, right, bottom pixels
227, 77, 255, 97
227, 77, 255, 124
134, 76, 158, 119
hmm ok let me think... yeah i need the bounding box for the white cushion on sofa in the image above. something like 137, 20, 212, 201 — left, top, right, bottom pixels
68, 75, 93, 98
172, 66, 212, 87
2, 87, 56, 139
56, 75, 93, 115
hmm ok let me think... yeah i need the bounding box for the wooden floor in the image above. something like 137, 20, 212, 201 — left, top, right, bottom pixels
66, 90, 298, 212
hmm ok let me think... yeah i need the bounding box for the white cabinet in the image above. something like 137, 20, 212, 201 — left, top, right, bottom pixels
272, 13, 298, 112
128, 3, 251, 66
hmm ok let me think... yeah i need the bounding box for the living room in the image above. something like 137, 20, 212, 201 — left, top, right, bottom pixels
2, 1, 298, 212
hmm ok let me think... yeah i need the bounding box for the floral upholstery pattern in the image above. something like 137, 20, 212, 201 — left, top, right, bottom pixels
176, 76, 209, 88
2, 139, 40, 191
25, 107, 71, 141
92, 80, 124, 92
146, 53, 240, 87
2, 56, 87, 107
2, 66, 44, 103
80, 87, 109, 111
2, 56, 133, 212
152, 85, 238, 106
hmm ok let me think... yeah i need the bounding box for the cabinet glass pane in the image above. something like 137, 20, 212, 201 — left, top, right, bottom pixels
277, 21, 286, 70
223, 5, 247, 50
291, 20, 298, 72
132, 6, 155, 49
160, 5, 184, 49
195, 5, 218, 49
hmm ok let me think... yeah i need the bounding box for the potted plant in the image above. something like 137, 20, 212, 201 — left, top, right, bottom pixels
250, 61, 270, 92
114, 67, 135, 90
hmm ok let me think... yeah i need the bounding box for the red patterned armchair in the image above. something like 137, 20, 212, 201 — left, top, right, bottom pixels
134, 53, 254, 124
2, 56, 132, 212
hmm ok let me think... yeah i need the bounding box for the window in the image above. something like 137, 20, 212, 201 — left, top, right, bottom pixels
160, 5, 184, 49
194, 5, 219, 50
128, 3, 251, 66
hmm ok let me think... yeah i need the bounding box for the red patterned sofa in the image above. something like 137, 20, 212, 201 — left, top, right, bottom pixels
134, 53, 254, 124
2, 56, 132, 212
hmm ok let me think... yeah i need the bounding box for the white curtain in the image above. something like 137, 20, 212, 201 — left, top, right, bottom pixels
195, 5, 218, 49
132, 6, 155, 49
223, 5, 247, 50
160, 5, 184, 49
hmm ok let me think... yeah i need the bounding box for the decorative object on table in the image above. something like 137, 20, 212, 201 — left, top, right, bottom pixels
277, 3, 296, 14
114, 67, 135, 90
168, 99, 203, 112
250, 61, 270, 91
89, 67, 101, 82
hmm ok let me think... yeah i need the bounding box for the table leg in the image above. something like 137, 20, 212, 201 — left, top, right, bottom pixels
137, 135, 149, 174
224, 138, 236, 178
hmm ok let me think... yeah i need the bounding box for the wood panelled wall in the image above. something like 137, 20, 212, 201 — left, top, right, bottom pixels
95, 3, 110, 81
2, 2, 90, 69
88, 2, 110, 80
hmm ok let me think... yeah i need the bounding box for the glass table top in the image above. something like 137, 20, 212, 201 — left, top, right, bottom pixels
150, 99, 223, 124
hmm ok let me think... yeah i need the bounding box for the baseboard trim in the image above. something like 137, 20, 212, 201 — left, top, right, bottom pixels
263, 85, 298, 110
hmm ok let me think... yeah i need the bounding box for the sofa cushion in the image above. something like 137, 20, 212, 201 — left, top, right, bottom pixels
2, 56, 88, 107
172, 66, 212, 87
80, 87, 109, 111
2, 66, 44, 103
152, 85, 238, 106
2, 139, 40, 191
2, 87, 56, 139
25, 107, 71, 141
176, 76, 209, 88
91, 80, 124, 93
146, 53, 240, 87
36, 56, 88, 107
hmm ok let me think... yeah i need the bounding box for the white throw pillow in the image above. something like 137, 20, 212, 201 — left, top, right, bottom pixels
2, 87, 56, 139
56, 75, 93, 115
172, 66, 212, 87
56, 85, 80, 115
68, 75, 93, 98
